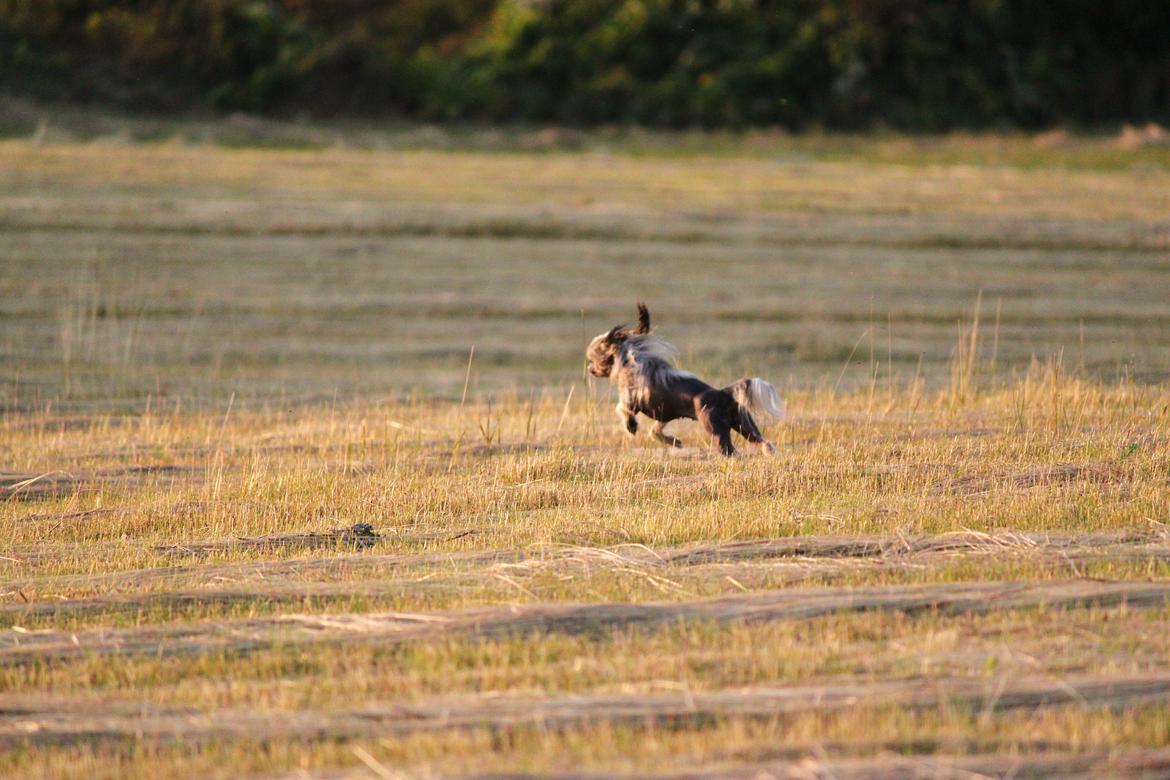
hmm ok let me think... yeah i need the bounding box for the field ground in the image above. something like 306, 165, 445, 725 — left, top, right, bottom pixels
2, 120, 1170, 778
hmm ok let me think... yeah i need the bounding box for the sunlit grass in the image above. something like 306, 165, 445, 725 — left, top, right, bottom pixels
2, 130, 1170, 778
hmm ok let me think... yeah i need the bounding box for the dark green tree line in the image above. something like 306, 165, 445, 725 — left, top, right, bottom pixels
2, 0, 1167, 128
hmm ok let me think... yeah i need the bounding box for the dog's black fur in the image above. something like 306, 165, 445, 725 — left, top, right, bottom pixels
586, 304, 784, 455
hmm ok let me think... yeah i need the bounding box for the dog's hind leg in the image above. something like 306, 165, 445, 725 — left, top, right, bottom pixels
698, 403, 736, 456
650, 420, 683, 448
616, 402, 638, 435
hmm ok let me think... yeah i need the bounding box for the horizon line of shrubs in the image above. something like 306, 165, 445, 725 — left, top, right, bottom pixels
2, 0, 1168, 130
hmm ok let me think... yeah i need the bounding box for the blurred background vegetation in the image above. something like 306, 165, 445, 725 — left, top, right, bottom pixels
1, 0, 1167, 129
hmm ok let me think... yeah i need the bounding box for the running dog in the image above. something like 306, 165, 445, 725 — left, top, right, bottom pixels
585, 304, 784, 455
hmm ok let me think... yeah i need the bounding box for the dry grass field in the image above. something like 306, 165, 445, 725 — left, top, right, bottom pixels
2, 120, 1170, 778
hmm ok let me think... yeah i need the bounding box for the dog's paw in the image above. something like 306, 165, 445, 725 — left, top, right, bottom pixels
624, 416, 638, 435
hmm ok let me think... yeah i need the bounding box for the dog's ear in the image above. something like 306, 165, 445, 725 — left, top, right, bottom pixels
605, 325, 627, 344
634, 303, 651, 335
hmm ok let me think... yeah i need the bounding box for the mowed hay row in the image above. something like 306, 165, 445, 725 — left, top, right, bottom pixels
4, 578, 1170, 665
5, 530, 1170, 625
4, 673, 1170, 750
653, 750, 1170, 780
305, 748, 1170, 780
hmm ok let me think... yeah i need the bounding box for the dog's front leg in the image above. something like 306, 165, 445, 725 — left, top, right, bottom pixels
732, 410, 776, 454
616, 402, 638, 435
650, 420, 683, 448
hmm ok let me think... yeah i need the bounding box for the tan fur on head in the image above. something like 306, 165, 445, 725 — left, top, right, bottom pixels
587, 330, 681, 381
586, 326, 625, 378
586, 302, 655, 379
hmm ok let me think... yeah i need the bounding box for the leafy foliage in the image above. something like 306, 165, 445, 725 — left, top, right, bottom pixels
1, 0, 1167, 127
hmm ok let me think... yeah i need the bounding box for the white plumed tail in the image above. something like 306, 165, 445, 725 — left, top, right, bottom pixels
728, 378, 786, 420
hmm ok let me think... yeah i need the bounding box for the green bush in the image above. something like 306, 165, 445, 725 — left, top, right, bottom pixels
0, 0, 1166, 127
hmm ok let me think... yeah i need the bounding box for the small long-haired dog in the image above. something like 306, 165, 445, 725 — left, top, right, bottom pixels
586, 304, 785, 455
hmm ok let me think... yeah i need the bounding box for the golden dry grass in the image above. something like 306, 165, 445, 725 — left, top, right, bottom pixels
1, 126, 1169, 778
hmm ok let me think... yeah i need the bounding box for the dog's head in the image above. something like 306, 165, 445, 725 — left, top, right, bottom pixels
586, 326, 626, 378
585, 303, 651, 378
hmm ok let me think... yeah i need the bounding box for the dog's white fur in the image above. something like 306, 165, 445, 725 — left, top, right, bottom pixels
730, 377, 787, 420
